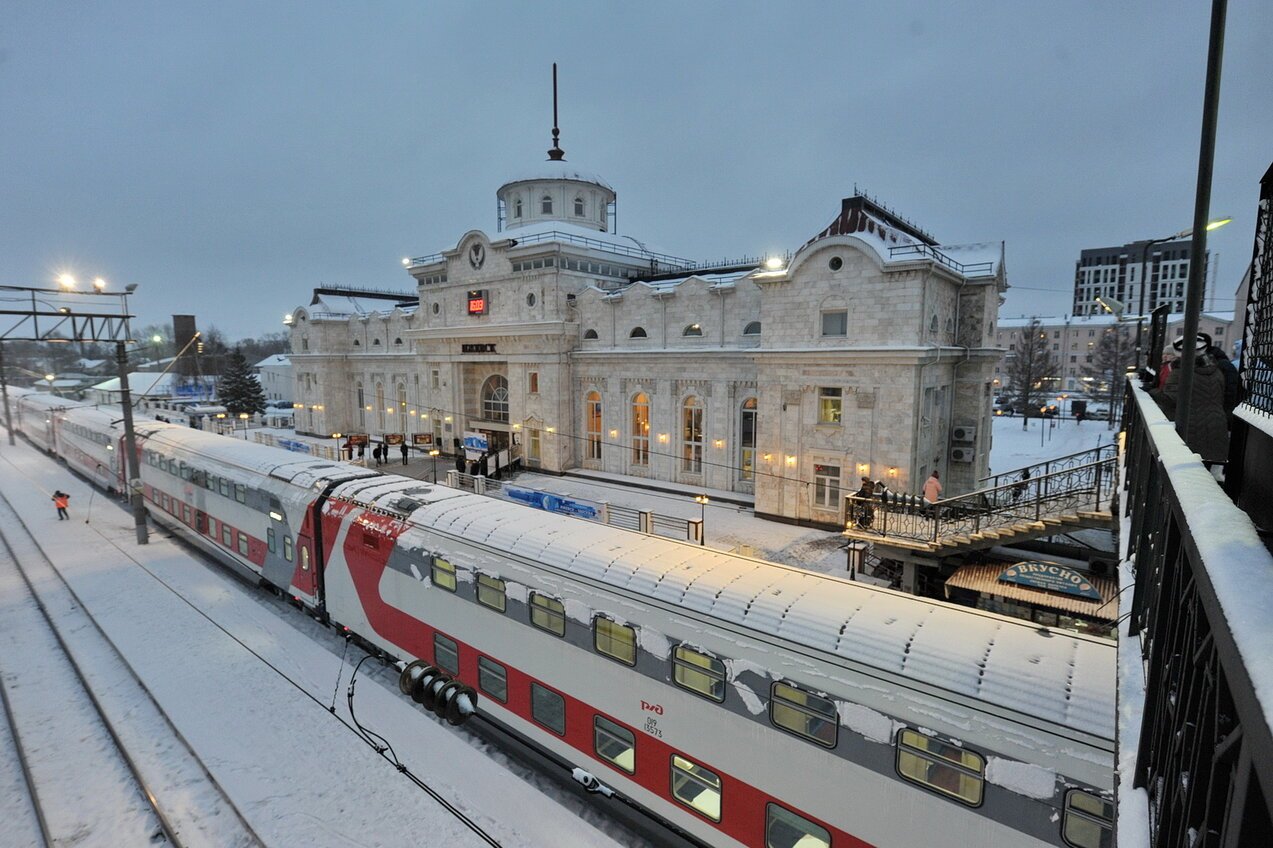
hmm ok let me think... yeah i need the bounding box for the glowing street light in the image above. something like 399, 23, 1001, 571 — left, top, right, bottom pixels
57, 274, 76, 289
429, 448, 441, 483
93, 277, 107, 291
693, 494, 710, 546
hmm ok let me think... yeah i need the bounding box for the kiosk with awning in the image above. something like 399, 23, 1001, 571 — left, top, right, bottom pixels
943, 561, 1117, 637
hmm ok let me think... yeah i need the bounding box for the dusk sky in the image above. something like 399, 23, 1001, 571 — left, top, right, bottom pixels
2, 2, 1270, 340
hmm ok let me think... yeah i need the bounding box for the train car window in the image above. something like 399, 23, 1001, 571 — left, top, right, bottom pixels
234, 484, 246, 504
180, 463, 191, 481
476, 574, 506, 612
477, 657, 507, 702
219, 478, 230, 498
770, 682, 838, 748
237, 532, 250, 557
222, 526, 233, 547
168, 458, 178, 475
181, 504, 191, 524
195, 512, 208, 534
593, 715, 636, 773
267, 529, 277, 553
529, 594, 566, 636
161, 494, 170, 511
430, 557, 457, 592
434, 633, 459, 674
530, 683, 566, 735
594, 617, 637, 666
298, 546, 308, 571
672, 645, 726, 702
1063, 790, 1114, 848
283, 535, 294, 563
765, 804, 830, 848
895, 728, 984, 806
671, 755, 721, 822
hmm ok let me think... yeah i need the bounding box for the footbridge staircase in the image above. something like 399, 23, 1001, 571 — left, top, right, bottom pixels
842, 444, 1117, 557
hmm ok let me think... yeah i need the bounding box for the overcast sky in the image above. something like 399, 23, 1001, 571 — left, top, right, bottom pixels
2, 2, 1270, 340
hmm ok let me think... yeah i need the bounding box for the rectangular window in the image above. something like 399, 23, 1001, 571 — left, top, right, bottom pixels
267, 528, 277, 553
180, 462, 191, 481
477, 656, 507, 703
218, 477, 229, 497
527, 371, 539, 394
631, 396, 650, 466
430, 369, 440, 389
770, 681, 837, 747
476, 573, 507, 612
237, 532, 250, 557
594, 617, 637, 665
813, 464, 841, 510
821, 310, 848, 337
681, 401, 703, 473
1063, 790, 1114, 848
431, 557, 457, 592
530, 593, 566, 636
283, 534, 293, 563
527, 427, 541, 466
766, 804, 830, 848
434, 632, 459, 674
896, 728, 985, 805
222, 525, 232, 547
593, 715, 636, 774
530, 683, 566, 735
817, 387, 842, 424
671, 755, 721, 822
672, 645, 726, 701
234, 484, 246, 504
181, 503, 191, 523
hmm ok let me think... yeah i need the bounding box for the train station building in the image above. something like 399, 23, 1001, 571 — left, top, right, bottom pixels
286, 133, 1007, 527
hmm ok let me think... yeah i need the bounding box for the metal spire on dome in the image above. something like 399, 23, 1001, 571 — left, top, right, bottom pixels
547, 62, 565, 161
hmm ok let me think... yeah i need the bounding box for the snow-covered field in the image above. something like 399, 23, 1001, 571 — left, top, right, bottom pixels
988, 416, 1115, 474
0, 437, 637, 848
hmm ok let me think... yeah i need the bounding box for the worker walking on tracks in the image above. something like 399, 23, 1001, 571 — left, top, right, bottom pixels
52, 490, 70, 520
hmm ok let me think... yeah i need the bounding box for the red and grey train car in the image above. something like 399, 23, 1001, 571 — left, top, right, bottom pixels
12, 393, 1117, 848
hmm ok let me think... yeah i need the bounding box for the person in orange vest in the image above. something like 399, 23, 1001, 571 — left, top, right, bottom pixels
52, 490, 70, 520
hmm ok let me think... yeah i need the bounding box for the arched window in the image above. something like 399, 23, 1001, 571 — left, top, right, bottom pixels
541, 195, 553, 215
398, 383, 407, 432
353, 338, 361, 346
683, 324, 703, 337
629, 327, 648, 339
394, 337, 403, 346
682, 396, 703, 473
482, 374, 509, 422
375, 383, 386, 431
357, 382, 366, 428
514, 196, 523, 218
583, 328, 599, 340
743, 321, 762, 336
739, 398, 757, 481
631, 393, 650, 466
373, 338, 381, 346
585, 391, 602, 461
574, 196, 585, 217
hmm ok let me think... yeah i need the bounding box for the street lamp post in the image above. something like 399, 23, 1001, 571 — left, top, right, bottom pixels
239, 412, 250, 440
332, 432, 343, 462
1132, 217, 1231, 367
429, 448, 441, 484
693, 494, 709, 546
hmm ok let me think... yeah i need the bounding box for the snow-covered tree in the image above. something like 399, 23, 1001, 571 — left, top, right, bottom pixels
217, 350, 267, 416
1004, 318, 1059, 429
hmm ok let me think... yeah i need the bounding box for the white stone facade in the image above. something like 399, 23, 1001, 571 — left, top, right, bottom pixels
288, 159, 1007, 527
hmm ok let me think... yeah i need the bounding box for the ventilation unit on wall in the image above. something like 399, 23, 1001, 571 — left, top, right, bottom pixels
951, 446, 975, 463
952, 425, 977, 443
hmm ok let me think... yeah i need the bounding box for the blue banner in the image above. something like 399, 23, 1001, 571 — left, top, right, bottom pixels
999, 561, 1102, 600
503, 486, 603, 521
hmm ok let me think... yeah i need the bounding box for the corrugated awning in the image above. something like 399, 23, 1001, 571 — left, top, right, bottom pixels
944, 563, 1118, 621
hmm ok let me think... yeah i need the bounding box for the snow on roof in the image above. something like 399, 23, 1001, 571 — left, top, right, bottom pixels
91, 371, 185, 396
500, 219, 675, 258
308, 293, 418, 320
500, 159, 613, 191
997, 311, 1235, 329
406, 493, 1116, 740
255, 354, 290, 368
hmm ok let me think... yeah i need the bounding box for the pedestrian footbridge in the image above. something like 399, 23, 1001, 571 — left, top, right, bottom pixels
842, 444, 1117, 556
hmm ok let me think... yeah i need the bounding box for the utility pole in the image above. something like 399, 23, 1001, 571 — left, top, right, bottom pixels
116, 342, 149, 544
0, 342, 13, 446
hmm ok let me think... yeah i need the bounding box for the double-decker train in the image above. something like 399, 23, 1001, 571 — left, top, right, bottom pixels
10, 388, 1117, 848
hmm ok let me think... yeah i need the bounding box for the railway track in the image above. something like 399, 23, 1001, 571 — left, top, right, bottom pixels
0, 490, 263, 848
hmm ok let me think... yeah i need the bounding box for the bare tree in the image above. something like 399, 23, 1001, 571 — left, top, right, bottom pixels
1082, 325, 1135, 428
1004, 317, 1060, 429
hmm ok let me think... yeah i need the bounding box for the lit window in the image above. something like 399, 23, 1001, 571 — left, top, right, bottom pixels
682, 396, 703, 473
478, 657, 507, 702
896, 728, 985, 806
585, 391, 602, 461
531, 683, 565, 735
530, 593, 566, 636
672, 645, 726, 701
1063, 790, 1113, 848
476, 573, 506, 613
682, 323, 703, 337
594, 715, 635, 773
434, 632, 459, 674
770, 681, 837, 747
818, 387, 842, 424
766, 804, 830, 848
431, 557, 457, 592
671, 755, 721, 822
821, 310, 848, 337
631, 393, 650, 466
594, 616, 637, 665
738, 398, 757, 482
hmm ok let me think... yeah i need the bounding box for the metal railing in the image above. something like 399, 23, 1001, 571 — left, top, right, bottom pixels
846, 453, 1116, 546
979, 443, 1117, 491
887, 243, 996, 276
1123, 381, 1273, 845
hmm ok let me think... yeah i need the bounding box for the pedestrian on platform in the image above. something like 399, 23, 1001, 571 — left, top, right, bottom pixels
400, 442, 409, 465
922, 470, 943, 504
52, 490, 70, 520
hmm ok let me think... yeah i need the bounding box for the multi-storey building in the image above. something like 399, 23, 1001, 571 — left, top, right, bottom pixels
1072, 239, 1208, 317
287, 133, 1007, 527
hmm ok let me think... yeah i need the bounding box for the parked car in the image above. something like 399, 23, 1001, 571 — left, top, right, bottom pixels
1086, 404, 1111, 421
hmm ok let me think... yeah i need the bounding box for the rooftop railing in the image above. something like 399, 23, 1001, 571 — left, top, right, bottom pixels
887, 243, 996, 276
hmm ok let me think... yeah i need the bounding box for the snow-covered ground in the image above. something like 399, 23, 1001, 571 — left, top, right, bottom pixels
987, 415, 1115, 474
0, 437, 637, 848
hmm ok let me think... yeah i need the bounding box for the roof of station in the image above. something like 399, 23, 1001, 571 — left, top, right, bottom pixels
500, 159, 613, 192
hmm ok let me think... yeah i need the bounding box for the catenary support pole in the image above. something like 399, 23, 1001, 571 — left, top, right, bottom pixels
0, 342, 13, 445
115, 341, 149, 544
1176, 0, 1227, 437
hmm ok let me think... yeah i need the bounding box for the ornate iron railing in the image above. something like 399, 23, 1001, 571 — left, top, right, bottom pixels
1123, 380, 1273, 845
846, 454, 1116, 545
979, 443, 1117, 491
1238, 163, 1273, 414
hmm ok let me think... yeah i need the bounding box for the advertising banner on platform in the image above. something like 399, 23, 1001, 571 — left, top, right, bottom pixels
384, 433, 405, 446
499, 485, 608, 523
346, 434, 370, 447
412, 433, 434, 446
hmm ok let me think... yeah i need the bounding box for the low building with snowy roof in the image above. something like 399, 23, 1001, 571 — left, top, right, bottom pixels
287, 111, 1008, 528
254, 353, 293, 404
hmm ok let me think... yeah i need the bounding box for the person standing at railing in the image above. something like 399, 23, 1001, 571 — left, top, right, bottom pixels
1012, 468, 1030, 503
1152, 333, 1229, 465
922, 470, 942, 504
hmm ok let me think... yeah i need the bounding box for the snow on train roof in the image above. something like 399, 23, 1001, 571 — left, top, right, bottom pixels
410, 494, 1116, 740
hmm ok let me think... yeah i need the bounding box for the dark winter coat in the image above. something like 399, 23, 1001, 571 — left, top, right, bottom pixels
1155, 355, 1229, 462
1210, 348, 1240, 412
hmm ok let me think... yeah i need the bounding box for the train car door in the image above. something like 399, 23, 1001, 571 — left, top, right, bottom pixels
296, 532, 316, 593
